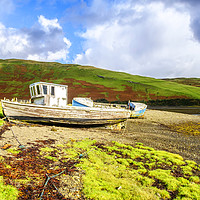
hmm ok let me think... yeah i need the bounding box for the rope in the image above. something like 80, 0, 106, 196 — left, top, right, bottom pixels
39, 168, 73, 199
5, 117, 26, 149
39, 150, 91, 199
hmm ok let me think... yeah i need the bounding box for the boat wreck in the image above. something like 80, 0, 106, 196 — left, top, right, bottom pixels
1, 82, 147, 126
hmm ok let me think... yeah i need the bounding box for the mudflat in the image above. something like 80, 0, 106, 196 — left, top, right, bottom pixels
0, 109, 200, 163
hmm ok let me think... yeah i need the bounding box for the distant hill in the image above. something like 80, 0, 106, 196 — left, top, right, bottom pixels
1, 59, 200, 105
162, 78, 200, 87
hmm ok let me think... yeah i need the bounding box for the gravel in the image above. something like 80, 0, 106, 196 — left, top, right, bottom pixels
0, 109, 200, 164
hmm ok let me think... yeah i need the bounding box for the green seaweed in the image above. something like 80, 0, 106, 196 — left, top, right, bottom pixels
1, 138, 200, 199
6, 148, 21, 155
68, 139, 200, 199
0, 176, 18, 200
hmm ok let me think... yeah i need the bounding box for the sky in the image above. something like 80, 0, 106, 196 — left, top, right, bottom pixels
0, 0, 200, 78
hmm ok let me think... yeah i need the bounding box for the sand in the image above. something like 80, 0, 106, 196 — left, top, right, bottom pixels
0, 109, 200, 163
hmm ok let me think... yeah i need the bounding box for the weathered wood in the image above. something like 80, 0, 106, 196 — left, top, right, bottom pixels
1, 100, 131, 125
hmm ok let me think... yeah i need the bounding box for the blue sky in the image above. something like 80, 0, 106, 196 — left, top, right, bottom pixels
1, 0, 200, 78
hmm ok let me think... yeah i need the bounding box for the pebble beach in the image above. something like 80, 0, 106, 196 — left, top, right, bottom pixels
0, 109, 200, 164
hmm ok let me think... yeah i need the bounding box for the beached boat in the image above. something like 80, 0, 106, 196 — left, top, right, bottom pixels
72, 97, 93, 107
129, 102, 147, 118
1, 82, 147, 126
1, 82, 132, 125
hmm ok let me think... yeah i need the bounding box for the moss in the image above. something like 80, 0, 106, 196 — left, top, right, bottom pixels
0, 176, 18, 200
44, 155, 59, 162
6, 148, 21, 155
40, 147, 55, 152
4, 164, 12, 169
150, 187, 171, 199
177, 184, 200, 199
14, 178, 31, 184
155, 150, 185, 166
145, 162, 156, 170
56, 144, 65, 148
73, 138, 96, 150
149, 169, 181, 191
181, 165, 193, 176
185, 160, 198, 169
116, 158, 130, 166
135, 175, 154, 187
0, 156, 4, 162
0, 119, 4, 126
80, 151, 158, 200
3, 138, 199, 200
62, 148, 78, 158
0, 102, 4, 118
189, 176, 200, 183
171, 122, 200, 136
177, 177, 190, 185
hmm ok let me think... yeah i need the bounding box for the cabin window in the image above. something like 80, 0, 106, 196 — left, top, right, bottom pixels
31, 86, 36, 96
43, 85, 47, 95
36, 85, 41, 95
30, 87, 33, 96
51, 86, 55, 96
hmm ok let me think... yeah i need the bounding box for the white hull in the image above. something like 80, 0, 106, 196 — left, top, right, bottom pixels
1, 100, 131, 125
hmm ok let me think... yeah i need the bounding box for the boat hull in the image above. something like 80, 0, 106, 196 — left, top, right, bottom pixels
130, 108, 147, 118
130, 102, 147, 118
1, 100, 130, 125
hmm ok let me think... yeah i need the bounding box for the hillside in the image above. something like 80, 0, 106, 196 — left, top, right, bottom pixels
163, 78, 200, 87
1, 59, 200, 104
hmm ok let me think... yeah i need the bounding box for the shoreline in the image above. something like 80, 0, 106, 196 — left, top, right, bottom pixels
148, 106, 200, 114
0, 109, 200, 164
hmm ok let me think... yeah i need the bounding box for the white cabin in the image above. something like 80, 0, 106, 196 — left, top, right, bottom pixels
29, 82, 68, 107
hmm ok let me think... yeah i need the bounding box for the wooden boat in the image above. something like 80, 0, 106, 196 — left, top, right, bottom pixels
1, 82, 131, 126
94, 101, 147, 118
72, 97, 93, 107
1, 82, 147, 126
129, 102, 147, 118
1, 100, 131, 125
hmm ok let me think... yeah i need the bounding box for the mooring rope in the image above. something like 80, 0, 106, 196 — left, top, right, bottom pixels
39, 150, 91, 200
39, 172, 65, 200
5, 117, 25, 149
39, 166, 75, 199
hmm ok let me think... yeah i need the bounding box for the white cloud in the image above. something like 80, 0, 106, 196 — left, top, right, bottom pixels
74, 1, 200, 78
0, 23, 29, 57
0, 15, 71, 62
38, 15, 62, 33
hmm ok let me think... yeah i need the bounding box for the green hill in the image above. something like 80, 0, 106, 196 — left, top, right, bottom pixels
162, 78, 200, 87
1, 59, 200, 105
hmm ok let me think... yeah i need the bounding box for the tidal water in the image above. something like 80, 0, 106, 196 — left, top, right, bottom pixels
149, 106, 200, 116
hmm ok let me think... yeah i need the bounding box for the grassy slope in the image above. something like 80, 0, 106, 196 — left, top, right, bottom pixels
163, 78, 200, 87
1, 59, 200, 101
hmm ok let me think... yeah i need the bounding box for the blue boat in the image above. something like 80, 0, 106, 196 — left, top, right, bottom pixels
128, 102, 147, 118
72, 97, 93, 107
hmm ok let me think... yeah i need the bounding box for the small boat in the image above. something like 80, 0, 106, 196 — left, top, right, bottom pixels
72, 97, 93, 107
128, 102, 147, 118
1, 82, 132, 126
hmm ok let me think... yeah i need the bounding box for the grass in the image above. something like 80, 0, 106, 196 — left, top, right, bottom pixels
1, 59, 200, 101
1, 138, 199, 199
0, 102, 4, 126
163, 78, 200, 87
